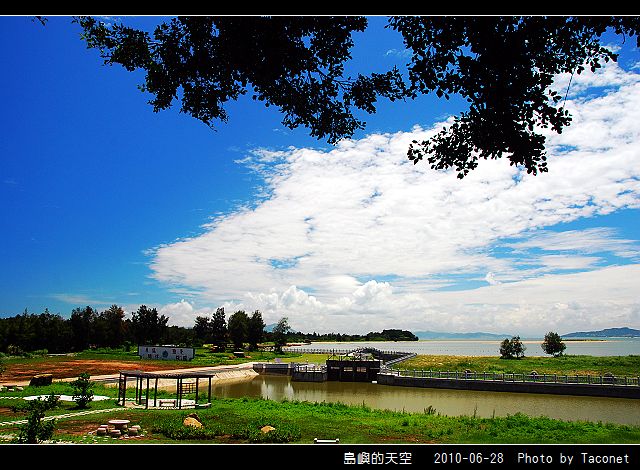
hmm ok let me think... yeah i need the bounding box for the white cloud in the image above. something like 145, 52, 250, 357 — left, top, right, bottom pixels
507, 228, 639, 258
485, 272, 501, 286
385, 48, 412, 58
157, 299, 216, 327
148, 61, 640, 336
51, 293, 114, 307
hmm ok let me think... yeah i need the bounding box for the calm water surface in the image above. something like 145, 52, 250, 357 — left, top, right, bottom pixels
286, 339, 640, 356
208, 374, 640, 426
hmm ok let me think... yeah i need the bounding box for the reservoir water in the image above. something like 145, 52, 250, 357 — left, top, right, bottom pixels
285, 338, 640, 357
210, 374, 640, 426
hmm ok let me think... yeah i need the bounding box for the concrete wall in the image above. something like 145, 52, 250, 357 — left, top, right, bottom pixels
377, 373, 640, 399
253, 363, 293, 376
292, 371, 328, 382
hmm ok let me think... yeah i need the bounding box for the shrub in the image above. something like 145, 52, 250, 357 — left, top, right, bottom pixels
14, 394, 60, 443
7, 344, 26, 356
153, 415, 301, 443
70, 373, 94, 409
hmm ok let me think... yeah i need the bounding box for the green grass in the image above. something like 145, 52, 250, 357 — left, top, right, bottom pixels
3, 396, 635, 444
272, 353, 331, 364
398, 354, 640, 377
0, 382, 121, 419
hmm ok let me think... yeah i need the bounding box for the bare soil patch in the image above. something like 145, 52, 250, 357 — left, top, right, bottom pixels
0, 407, 18, 417
2, 358, 198, 383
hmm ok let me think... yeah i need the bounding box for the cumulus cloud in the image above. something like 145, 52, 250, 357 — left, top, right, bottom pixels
148, 61, 640, 335
158, 299, 216, 327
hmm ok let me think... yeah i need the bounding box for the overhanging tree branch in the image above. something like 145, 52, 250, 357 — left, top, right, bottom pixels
72, 15, 640, 178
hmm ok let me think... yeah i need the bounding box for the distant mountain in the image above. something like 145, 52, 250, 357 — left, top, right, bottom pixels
563, 327, 640, 338
414, 330, 511, 340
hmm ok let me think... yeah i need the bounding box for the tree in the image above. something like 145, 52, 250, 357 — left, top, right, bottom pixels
193, 315, 212, 345
95, 305, 126, 348
272, 317, 291, 353
14, 394, 59, 443
511, 336, 526, 359
70, 373, 95, 409
130, 305, 169, 345
227, 310, 249, 351
541, 331, 566, 357
73, 16, 640, 178
69, 306, 97, 351
499, 338, 513, 359
500, 336, 526, 359
210, 307, 228, 350
247, 310, 266, 351
33, 309, 72, 354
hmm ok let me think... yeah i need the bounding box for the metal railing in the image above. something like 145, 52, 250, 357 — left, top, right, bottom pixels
379, 368, 640, 386
284, 347, 417, 364
384, 352, 417, 366
283, 347, 366, 355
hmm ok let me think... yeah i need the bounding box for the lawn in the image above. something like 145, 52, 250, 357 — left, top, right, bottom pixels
398, 354, 640, 377
2, 395, 639, 444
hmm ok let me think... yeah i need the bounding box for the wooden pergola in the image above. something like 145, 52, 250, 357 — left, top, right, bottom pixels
116, 370, 217, 409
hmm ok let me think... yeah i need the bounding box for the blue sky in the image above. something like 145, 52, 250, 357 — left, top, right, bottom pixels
1, 16, 639, 335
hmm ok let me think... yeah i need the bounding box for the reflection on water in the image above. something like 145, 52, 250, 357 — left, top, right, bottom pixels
206, 375, 640, 426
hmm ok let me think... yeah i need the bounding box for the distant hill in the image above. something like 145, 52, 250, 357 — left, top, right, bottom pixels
563, 327, 640, 338
414, 330, 511, 340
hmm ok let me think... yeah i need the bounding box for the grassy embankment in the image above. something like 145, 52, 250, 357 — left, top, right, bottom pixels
1, 388, 639, 444
397, 354, 640, 377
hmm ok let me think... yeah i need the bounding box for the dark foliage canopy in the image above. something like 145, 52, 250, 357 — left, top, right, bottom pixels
541, 331, 566, 357
74, 16, 640, 178
500, 335, 526, 359
76, 16, 406, 145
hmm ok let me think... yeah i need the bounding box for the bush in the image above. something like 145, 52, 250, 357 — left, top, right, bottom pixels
7, 344, 26, 356
14, 394, 60, 443
70, 373, 94, 409
153, 415, 301, 443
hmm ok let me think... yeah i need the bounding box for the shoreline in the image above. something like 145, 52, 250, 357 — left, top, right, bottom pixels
295, 338, 627, 344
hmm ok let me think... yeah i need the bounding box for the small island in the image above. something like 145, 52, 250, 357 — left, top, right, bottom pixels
287, 328, 419, 343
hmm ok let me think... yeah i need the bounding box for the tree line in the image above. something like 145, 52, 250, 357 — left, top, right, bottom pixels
0, 305, 177, 354
0, 305, 288, 355
1, 304, 424, 357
